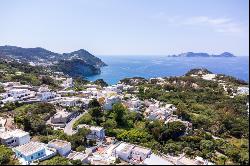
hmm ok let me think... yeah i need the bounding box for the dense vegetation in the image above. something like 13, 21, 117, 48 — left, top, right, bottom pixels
0, 62, 248, 165
52, 59, 101, 78
74, 102, 191, 158
93, 79, 108, 87
0, 145, 18, 165
14, 103, 56, 135
74, 71, 249, 165
137, 76, 249, 139
40, 156, 70, 165
0, 60, 59, 88
73, 77, 90, 91
38, 127, 90, 152
134, 73, 249, 164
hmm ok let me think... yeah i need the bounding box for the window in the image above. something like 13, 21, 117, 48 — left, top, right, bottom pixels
31, 156, 33, 160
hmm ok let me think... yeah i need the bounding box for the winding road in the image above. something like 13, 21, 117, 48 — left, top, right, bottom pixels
64, 111, 86, 135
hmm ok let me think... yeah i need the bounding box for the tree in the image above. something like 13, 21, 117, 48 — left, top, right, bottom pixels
117, 129, 152, 144
71, 159, 83, 165
40, 76, 55, 86
41, 156, 70, 165
89, 107, 103, 125
176, 102, 191, 121
0, 145, 14, 165
76, 145, 85, 152
146, 120, 164, 141
88, 98, 101, 108
160, 121, 186, 141
70, 128, 90, 150
163, 142, 182, 155
0, 86, 5, 93
94, 79, 108, 87
1, 102, 21, 112
112, 103, 126, 126
102, 119, 117, 129
73, 113, 93, 129
14, 103, 56, 135
200, 140, 215, 151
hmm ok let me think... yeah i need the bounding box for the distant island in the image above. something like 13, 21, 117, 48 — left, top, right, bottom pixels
0, 45, 107, 77
168, 52, 235, 57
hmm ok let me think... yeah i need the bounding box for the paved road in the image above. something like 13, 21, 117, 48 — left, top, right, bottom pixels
64, 111, 86, 135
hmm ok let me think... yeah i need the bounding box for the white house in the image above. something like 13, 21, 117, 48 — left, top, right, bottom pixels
85, 84, 99, 89
61, 78, 73, 89
131, 146, 152, 161
104, 85, 122, 94
0, 117, 6, 133
78, 91, 92, 98
8, 89, 31, 99
143, 154, 174, 165
125, 98, 142, 112
58, 90, 76, 96
103, 95, 121, 110
37, 86, 56, 101
59, 97, 81, 107
51, 110, 75, 125
13, 141, 57, 164
2, 82, 22, 89
1, 96, 17, 104
67, 151, 89, 164
145, 102, 176, 121
112, 142, 135, 161
86, 88, 99, 97
0, 129, 30, 147
77, 124, 105, 140
237, 87, 249, 95
48, 139, 71, 156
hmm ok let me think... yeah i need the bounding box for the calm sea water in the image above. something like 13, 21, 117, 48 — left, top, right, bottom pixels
87, 56, 249, 85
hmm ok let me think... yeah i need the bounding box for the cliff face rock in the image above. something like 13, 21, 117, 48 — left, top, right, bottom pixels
52, 59, 101, 77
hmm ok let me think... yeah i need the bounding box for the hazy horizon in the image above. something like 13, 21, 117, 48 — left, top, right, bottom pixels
0, 0, 249, 56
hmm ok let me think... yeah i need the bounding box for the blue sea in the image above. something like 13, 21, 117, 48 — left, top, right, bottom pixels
87, 56, 249, 85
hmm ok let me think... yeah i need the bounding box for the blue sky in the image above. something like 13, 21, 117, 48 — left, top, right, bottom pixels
0, 0, 249, 56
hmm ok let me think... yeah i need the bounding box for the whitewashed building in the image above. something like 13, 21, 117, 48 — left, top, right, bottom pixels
8, 89, 31, 99
77, 124, 105, 140
0, 129, 30, 147
131, 146, 152, 161
237, 87, 249, 95
51, 110, 75, 124
143, 154, 174, 165
59, 97, 81, 107
125, 98, 142, 112
37, 86, 56, 101
103, 95, 121, 110
112, 142, 135, 161
61, 78, 73, 89
48, 139, 71, 156
13, 141, 57, 163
